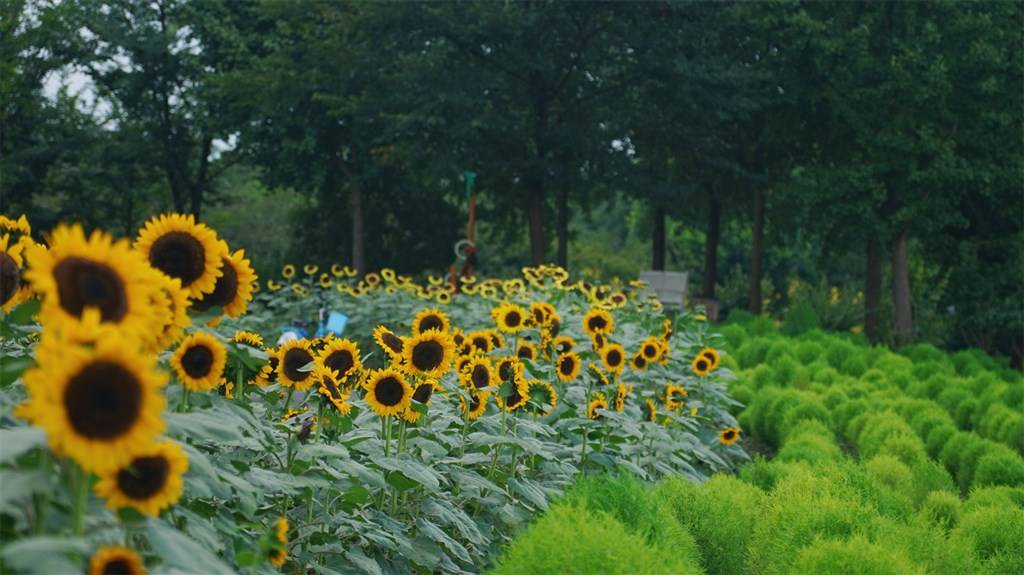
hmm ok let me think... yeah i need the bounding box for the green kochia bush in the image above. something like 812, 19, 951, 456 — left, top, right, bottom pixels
952, 505, 1024, 575
656, 475, 763, 575
489, 504, 703, 575
791, 536, 920, 575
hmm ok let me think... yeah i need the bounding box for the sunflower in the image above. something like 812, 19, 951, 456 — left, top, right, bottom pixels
277, 339, 316, 390
660, 340, 672, 365
313, 365, 352, 415
467, 330, 493, 354
317, 338, 362, 380
364, 368, 412, 417
698, 347, 720, 370
491, 302, 527, 333
588, 362, 610, 387
402, 329, 455, 378
552, 336, 575, 356
148, 273, 190, 351
290, 283, 308, 297
170, 332, 227, 392
252, 348, 279, 387
89, 545, 146, 575
412, 380, 438, 405
435, 290, 452, 304
460, 390, 490, 420
630, 353, 647, 371
232, 331, 264, 348
691, 354, 713, 377
267, 279, 283, 291
526, 380, 558, 416
270, 516, 288, 567
665, 384, 688, 411
330, 264, 345, 277
591, 332, 606, 351
640, 337, 663, 362
413, 307, 450, 334
460, 356, 495, 391
600, 343, 626, 375
303, 264, 318, 276
643, 399, 658, 423
24, 224, 158, 337
495, 356, 524, 387
0, 234, 30, 312
582, 308, 614, 337
614, 383, 632, 412
587, 392, 608, 420
134, 214, 225, 298
0, 214, 31, 237
662, 318, 673, 339
719, 427, 741, 446
22, 338, 166, 472
95, 439, 188, 516
281, 264, 296, 279
516, 341, 538, 361
555, 352, 581, 382
500, 377, 530, 412
372, 325, 405, 362
364, 272, 381, 287
486, 329, 506, 350
190, 248, 256, 320
529, 301, 557, 326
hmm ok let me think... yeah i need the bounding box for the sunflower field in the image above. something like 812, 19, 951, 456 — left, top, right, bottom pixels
0, 213, 746, 574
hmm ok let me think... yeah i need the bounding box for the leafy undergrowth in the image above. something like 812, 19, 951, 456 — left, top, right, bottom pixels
493, 319, 1024, 574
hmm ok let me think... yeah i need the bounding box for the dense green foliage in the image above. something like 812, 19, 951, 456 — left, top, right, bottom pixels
493, 320, 1023, 574
3, 0, 1021, 361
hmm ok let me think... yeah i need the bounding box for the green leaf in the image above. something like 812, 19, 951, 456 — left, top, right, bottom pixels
0, 355, 34, 387
508, 478, 548, 510
346, 549, 383, 575
415, 517, 471, 563
0, 536, 87, 575
146, 520, 235, 575
376, 456, 442, 490
0, 427, 45, 462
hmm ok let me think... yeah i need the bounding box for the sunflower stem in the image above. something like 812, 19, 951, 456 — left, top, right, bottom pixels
236, 366, 245, 400
71, 464, 89, 536
179, 388, 190, 412
282, 387, 295, 414
488, 407, 507, 481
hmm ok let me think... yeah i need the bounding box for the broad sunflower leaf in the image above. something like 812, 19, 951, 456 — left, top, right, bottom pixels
146, 521, 235, 575
508, 478, 548, 510
0, 427, 45, 463
0, 536, 87, 575
345, 549, 383, 575
376, 456, 442, 490
415, 517, 471, 563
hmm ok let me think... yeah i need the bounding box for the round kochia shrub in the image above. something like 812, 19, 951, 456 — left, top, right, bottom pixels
656, 474, 764, 575
488, 504, 702, 575
952, 505, 1024, 575
791, 536, 919, 575
919, 490, 961, 529
777, 420, 842, 465
973, 447, 1024, 488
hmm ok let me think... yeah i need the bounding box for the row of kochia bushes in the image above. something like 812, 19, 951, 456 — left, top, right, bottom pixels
719, 319, 1024, 489
721, 316, 1024, 454
490, 466, 1023, 575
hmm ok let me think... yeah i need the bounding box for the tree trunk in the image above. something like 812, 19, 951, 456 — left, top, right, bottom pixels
189, 136, 213, 219
892, 228, 913, 341
651, 205, 665, 271
701, 190, 720, 298
864, 237, 883, 342
556, 183, 568, 268
528, 179, 545, 265
749, 185, 765, 313
350, 178, 366, 277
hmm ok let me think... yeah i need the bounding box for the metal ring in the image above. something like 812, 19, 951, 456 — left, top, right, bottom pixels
454, 239, 475, 260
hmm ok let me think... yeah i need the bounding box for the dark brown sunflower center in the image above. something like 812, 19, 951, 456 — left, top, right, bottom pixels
498, 361, 515, 382
593, 334, 605, 348
149, 231, 206, 286
506, 389, 523, 407
472, 364, 490, 389
634, 356, 646, 368
517, 346, 534, 360
411, 340, 444, 371
52, 257, 127, 321
322, 376, 343, 400
453, 333, 464, 346
471, 337, 489, 351
556, 342, 570, 354
695, 358, 709, 371
469, 393, 482, 412
324, 349, 355, 377
418, 315, 444, 332
64, 361, 142, 440
643, 344, 658, 359
382, 332, 403, 354
412, 383, 434, 404
116, 454, 170, 500
559, 357, 575, 376
191, 257, 237, 311
266, 356, 279, 383
0, 252, 19, 305
181, 344, 214, 378
723, 430, 737, 441
374, 376, 404, 406
101, 557, 136, 575
504, 311, 522, 328
283, 348, 314, 382
587, 316, 607, 331
606, 350, 622, 367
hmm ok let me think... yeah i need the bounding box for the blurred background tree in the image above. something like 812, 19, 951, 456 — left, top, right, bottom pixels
1, 0, 1020, 365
